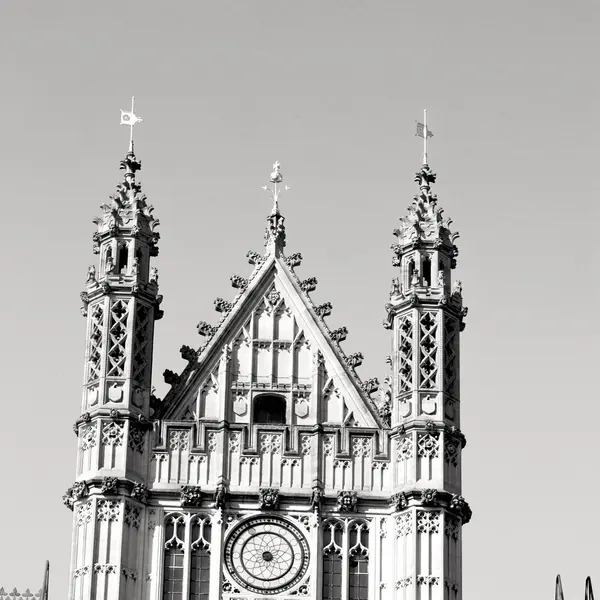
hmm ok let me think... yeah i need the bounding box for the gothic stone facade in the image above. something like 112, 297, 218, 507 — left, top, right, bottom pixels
65, 156, 470, 600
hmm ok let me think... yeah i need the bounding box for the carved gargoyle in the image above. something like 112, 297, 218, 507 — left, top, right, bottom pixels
163, 369, 180, 386
131, 482, 149, 503
149, 393, 162, 414
390, 492, 408, 512
197, 321, 217, 337
315, 302, 333, 318
310, 487, 323, 512
230, 275, 249, 291
247, 250, 264, 266
345, 352, 364, 369
361, 377, 380, 395
299, 277, 317, 293
181, 485, 202, 508
154, 295, 164, 320
214, 484, 228, 509
180, 345, 197, 363
330, 327, 348, 344
284, 252, 303, 269
214, 297, 233, 314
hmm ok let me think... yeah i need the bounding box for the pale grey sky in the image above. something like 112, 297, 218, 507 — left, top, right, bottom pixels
0, 0, 598, 598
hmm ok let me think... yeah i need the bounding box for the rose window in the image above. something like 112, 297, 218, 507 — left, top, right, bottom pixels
225, 517, 309, 594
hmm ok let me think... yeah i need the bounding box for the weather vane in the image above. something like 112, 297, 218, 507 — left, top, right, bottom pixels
262, 161, 290, 214
120, 96, 143, 153
416, 109, 433, 165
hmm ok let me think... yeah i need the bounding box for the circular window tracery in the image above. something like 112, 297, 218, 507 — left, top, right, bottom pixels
225, 516, 309, 594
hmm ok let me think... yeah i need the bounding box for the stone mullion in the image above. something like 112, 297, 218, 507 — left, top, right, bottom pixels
341, 519, 350, 600
152, 510, 166, 600
311, 516, 323, 600
436, 310, 444, 403
181, 514, 192, 600
414, 307, 422, 407
270, 305, 276, 388
392, 313, 400, 425
209, 513, 224, 600
312, 355, 323, 489
439, 511, 446, 600
122, 298, 135, 411
410, 509, 418, 600
111, 501, 126, 600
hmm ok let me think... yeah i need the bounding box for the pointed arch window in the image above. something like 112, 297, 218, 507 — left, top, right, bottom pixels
117, 242, 129, 274
348, 522, 369, 600
422, 255, 432, 286
253, 394, 286, 425
162, 514, 186, 600
162, 513, 212, 600
189, 516, 212, 600
322, 520, 343, 600
407, 258, 416, 288
322, 519, 370, 600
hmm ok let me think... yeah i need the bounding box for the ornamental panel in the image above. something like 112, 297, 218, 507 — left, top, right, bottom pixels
224, 516, 309, 595
106, 299, 129, 377
419, 312, 438, 389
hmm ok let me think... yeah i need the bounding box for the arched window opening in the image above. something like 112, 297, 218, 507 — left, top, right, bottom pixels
322, 521, 343, 600
117, 243, 129, 274
422, 256, 432, 286
134, 248, 143, 275
254, 395, 286, 425
349, 522, 369, 600
162, 516, 185, 600
189, 517, 212, 600
407, 259, 415, 287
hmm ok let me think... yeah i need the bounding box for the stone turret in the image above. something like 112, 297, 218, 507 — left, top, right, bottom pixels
382, 161, 470, 600
66, 130, 162, 599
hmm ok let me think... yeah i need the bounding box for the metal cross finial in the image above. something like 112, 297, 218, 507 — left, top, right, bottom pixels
262, 160, 290, 214
120, 96, 143, 153
416, 109, 433, 165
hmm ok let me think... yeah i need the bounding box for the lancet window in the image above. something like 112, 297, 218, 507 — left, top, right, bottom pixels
162, 512, 212, 600
322, 518, 370, 600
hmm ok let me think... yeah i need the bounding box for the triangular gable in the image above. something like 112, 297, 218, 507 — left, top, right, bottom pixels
160, 254, 384, 428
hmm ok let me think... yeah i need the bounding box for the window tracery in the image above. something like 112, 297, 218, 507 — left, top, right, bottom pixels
87, 303, 104, 381
107, 300, 129, 377
322, 519, 370, 600
419, 312, 438, 389
398, 315, 413, 393
161, 513, 212, 600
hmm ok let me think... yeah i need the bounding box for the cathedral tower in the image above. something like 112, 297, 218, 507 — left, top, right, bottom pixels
65, 113, 471, 600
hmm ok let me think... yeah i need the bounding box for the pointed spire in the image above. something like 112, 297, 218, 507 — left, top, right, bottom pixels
262, 161, 289, 255
40, 561, 49, 600
392, 114, 457, 250
556, 575, 565, 600
586, 578, 594, 600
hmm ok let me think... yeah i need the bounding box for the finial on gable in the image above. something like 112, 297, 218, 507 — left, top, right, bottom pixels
262, 161, 289, 255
